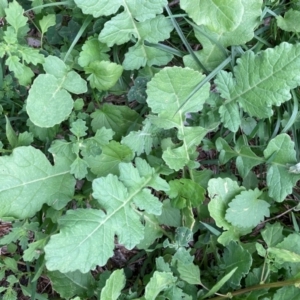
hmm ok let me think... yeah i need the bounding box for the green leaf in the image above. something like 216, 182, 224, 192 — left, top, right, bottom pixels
215, 43, 300, 131
0, 146, 75, 219
91, 104, 141, 140
225, 189, 270, 229
180, 0, 244, 33
221, 241, 252, 288
263, 134, 300, 202
47, 270, 95, 299
44, 158, 168, 273
273, 286, 300, 299
5, 0, 27, 32
147, 67, 209, 170
91, 0, 173, 70
23, 239, 47, 262
39, 14, 55, 35
27, 56, 87, 127
70, 119, 88, 138
70, 157, 89, 180
86, 141, 134, 177
5, 116, 18, 148
261, 222, 284, 247
100, 269, 125, 300
85, 60, 123, 91
268, 233, 300, 263
168, 179, 205, 208
0, 0, 8, 17
172, 247, 201, 285
144, 271, 177, 300
216, 137, 237, 164
277, 9, 300, 33
78, 37, 110, 67
207, 178, 250, 245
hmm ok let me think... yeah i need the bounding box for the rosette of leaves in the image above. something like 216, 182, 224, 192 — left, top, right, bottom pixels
0, 1, 44, 85
74, 0, 174, 70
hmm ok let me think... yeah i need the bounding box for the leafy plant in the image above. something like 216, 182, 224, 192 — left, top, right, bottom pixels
1, 1, 300, 299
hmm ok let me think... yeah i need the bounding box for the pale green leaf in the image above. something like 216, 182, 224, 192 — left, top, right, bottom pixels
261, 222, 284, 247
86, 141, 134, 177
47, 270, 95, 299
145, 271, 177, 300
70, 157, 89, 180
172, 248, 201, 285
156, 199, 181, 227
180, 0, 244, 33
45, 159, 167, 272
221, 241, 252, 288
91, 104, 141, 140
70, 119, 88, 138
75, 0, 167, 20
39, 14, 55, 35
268, 233, 300, 263
277, 9, 300, 33
123, 43, 173, 70
168, 179, 205, 208
185, 0, 262, 72
147, 67, 209, 170
263, 134, 300, 202
78, 37, 110, 67
23, 239, 47, 262
225, 189, 270, 228
85, 60, 123, 91
216, 137, 237, 164
5, 116, 18, 148
219, 102, 241, 133
100, 269, 125, 300
0, 146, 75, 219
5, 0, 27, 32
207, 178, 251, 245
0, 0, 8, 17
27, 56, 87, 127
215, 43, 300, 130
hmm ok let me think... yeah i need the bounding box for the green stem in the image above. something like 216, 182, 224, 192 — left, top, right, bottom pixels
205, 278, 300, 300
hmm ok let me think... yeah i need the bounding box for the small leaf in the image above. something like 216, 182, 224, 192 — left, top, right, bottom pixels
225, 189, 270, 228
144, 271, 177, 300
5, 0, 27, 32
85, 60, 123, 91
264, 133, 300, 202
39, 14, 55, 35
277, 9, 300, 33
100, 269, 125, 300
261, 222, 284, 247
70, 119, 88, 138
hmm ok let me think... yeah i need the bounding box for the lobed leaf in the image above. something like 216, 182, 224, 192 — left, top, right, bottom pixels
44, 158, 169, 273
215, 43, 300, 132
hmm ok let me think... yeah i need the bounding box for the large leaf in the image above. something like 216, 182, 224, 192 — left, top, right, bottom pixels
147, 67, 210, 170
27, 56, 87, 127
0, 146, 75, 219
100, 269, 125, 300
180, 0, 244, 33
215, 43, 300, 132
44, 158, 169, 273
263, 134, 300, 202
